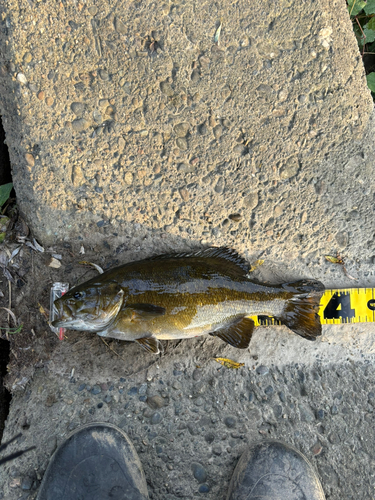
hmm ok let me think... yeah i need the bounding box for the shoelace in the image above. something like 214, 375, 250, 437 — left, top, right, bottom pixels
0, 433, 35, 465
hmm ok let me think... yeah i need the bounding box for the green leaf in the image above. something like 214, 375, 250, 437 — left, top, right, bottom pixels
364, 25, 375, 43
0, 183, 13, 207
367, 72, 375, 92
364, 0, 375, 14
348, 0, 366, 16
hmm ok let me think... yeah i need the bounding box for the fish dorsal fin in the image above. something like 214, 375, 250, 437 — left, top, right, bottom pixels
148, 247, 250, 275
210, 317, 254, 349
136, 336, 163, 354
126, 304, 166, 320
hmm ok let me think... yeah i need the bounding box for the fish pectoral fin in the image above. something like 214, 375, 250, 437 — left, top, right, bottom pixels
126, 304, 166, 321
135, 335, 163, 354
210, 317, 254, 349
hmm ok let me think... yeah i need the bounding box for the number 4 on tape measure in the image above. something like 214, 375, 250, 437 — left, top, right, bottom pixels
320, 288, 375, 325
250, 288, 375, 327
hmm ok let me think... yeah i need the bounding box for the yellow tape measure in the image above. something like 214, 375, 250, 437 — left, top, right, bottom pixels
251, 288, 375, 327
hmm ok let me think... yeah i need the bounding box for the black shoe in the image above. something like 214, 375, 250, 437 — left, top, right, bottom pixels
226, 440, 326, 500
36, 422, 149, 500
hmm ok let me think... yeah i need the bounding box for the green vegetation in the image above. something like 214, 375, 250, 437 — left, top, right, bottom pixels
0, 183, 12, 208
348, 0, 375, 93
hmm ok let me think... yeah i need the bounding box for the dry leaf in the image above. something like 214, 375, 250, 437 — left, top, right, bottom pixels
79, 261, 104, 274
38, 303, 49, 320
249, 259, 264, 272
214, 357, 244, 369
48, 257, 61, 269
214, 22, 222, 44
325, 255, 343, 265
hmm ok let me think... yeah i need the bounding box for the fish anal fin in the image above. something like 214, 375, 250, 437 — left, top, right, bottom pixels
210, 317, 254, 349
279, 290, 324, 341
136, 336, 163, 354
126, 304, 166, 321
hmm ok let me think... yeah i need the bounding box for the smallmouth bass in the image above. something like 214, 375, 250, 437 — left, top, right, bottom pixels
52, 247, 324, 354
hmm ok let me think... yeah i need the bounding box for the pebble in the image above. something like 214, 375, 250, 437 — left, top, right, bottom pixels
229, 213, 242, 222
264, 385, 274, 396
23, 52, 32, 64
280, 158, 299, 179
311, 443, 323, 456
71, 102, 85, 116
174, 122, 190, 137
257, 84, 273, 94
91, 385, 101, 395
37, 90, 44, 100
191, 463, 207, 483
212, 445, 222, 455
21, 477, 33, 490
243, 191, 259, 209
178, 163, 194, 173
114, 17, 126, 34
176, 137, 188, 150
331, 405, 338, 415
147, 395, 165, 409
299, 404, 315, 422
194, 397, 204, 407
179, 187, 189, 201
28, 83, 38, 92
224, 416, 236, 428
199, 484, 210, 493
213, 125, 223, 140
199, 123, 208, 135
205, 433, 214, 444
46, 97, 54, 106
273, 405, 283, 418
72, 118, 90, 132
139, 384, 147, 396
16, 73, 27, 84
172, 380, 182, 390
25, 153, 35, 167
99, 69, 110, 81
335, 231, 349, 248
150, 412, 162, 424
191, 69, 200, 83
214, 177, 225, 194
124, 172, 133, 185
78, 384, 86, 391
128, 387, 138, 395
256, 365, 269, 376
233, 144, 246, 156
160, 81, 174, 96
316, 409, 325, 420
104, 394, 112, 403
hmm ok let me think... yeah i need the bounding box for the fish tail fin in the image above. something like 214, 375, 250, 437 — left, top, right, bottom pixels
278, 280, 325, 341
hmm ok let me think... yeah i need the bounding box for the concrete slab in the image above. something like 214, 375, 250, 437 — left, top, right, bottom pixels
0, 0, 372, 248
0, 0, 375, 499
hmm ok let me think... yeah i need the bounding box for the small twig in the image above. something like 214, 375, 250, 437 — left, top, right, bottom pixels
8, 280, 11, 324
355, 15, 367, 56
349, 0, 358, 17
100, 337, 127, 362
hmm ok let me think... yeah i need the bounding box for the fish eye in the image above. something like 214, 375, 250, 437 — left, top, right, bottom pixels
74, 291, 85, 299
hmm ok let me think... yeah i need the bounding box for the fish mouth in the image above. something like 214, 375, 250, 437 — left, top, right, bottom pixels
51, 301, 75, 328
